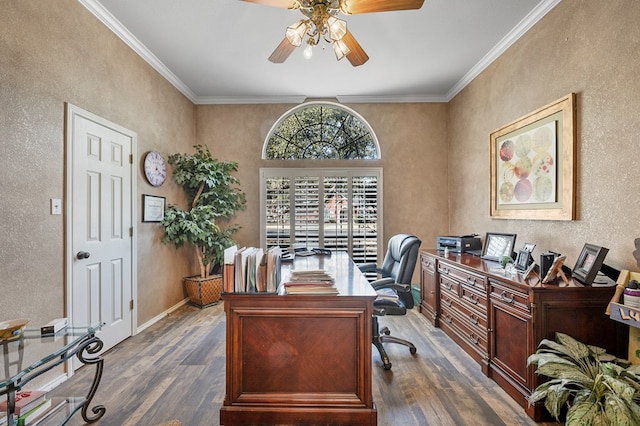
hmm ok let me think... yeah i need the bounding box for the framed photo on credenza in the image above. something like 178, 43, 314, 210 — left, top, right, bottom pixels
481, 232, 517, 262
572, 243, 609, 285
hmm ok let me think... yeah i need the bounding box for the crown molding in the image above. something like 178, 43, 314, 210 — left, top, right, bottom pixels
336, 94, 448, 104
193, 95, 307, 105
78, 0, 198, 103
445, 0, 561, 101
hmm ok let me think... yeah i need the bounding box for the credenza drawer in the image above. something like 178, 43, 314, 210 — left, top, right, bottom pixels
489, 279, 530, 313
442, 298, 487, 336
439, 262, 486, 291
460, 285, 486, 314
440, 275, 459, 298
441, 304, 488, 355
420, 253, 436, 272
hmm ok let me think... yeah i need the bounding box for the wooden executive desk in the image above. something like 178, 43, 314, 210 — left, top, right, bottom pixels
220, 252, 378, 425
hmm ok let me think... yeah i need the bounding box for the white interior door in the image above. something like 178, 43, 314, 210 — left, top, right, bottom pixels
66, 104, 136, 356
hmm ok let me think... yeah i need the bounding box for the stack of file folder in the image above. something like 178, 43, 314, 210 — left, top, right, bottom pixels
281, 270, 338, 295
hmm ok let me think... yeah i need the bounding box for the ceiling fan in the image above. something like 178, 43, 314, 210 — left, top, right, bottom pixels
240, 0, 425, 66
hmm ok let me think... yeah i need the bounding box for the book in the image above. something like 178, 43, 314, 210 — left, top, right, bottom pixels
17, 399, 52, 426
223, 246, 238, 293
0, 390, 47, 416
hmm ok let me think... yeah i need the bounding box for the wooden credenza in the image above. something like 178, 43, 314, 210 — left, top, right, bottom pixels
220, 252, 378, 425
419, 249, 627, 421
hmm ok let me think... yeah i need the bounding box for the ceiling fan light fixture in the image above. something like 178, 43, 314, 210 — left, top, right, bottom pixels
332, 37, 350, 60
257, 0, 426, 66
285, 19, 310, 47
326, 16, 347, 41
303, 43, 314, 60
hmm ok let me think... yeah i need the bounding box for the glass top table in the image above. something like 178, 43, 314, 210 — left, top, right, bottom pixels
1, 323, 105, 425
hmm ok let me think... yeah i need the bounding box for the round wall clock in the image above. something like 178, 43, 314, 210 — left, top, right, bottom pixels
143, 151, 167, 187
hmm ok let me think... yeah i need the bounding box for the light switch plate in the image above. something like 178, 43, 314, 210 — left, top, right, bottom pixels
51, 198, 62, 215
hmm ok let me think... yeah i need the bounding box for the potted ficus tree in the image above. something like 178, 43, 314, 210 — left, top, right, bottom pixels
161, 145, 246, 308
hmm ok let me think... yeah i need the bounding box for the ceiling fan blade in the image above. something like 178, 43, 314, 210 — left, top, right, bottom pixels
240, 0, 300, 9
343, 0, 424, 14
343, 31, 369, 67
268, 38, 297, 63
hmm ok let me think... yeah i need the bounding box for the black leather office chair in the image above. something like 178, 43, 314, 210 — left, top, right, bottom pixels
360, 234, 422, 370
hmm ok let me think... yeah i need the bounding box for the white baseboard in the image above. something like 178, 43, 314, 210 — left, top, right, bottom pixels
136, 298, 189, 334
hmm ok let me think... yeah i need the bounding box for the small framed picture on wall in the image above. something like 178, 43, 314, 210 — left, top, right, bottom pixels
143, 194, 165, 222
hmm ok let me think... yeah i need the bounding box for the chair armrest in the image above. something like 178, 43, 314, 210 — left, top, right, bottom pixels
370, 278, 410, 293
359, 263, 379, 273
370, 277, 394, 289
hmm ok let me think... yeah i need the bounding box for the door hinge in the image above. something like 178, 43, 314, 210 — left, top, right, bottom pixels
129, 227, 133, 237
129, 154, 133, 164
130, 300, 134, 310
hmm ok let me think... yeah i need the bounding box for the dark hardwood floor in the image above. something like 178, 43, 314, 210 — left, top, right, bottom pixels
51, 303, 558, 425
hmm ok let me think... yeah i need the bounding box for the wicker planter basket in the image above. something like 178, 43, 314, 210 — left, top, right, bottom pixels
184, 274, 223, 308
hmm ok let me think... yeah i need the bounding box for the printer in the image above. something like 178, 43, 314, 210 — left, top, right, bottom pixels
436, 235, 482, 254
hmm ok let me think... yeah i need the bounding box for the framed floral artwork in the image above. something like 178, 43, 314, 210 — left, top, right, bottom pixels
489, 93, 576, 220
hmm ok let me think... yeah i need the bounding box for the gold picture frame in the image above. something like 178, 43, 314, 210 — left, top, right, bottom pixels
490, 93, 576, 220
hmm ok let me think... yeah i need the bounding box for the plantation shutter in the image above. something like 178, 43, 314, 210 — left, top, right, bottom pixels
261, 168, 382, 265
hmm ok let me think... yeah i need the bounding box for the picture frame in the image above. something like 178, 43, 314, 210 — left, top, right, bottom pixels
542, 255, 568, 284
572, 243, 609, 285
489, 93, 576, 221
481, 232, 517, 262
142, 194, 165, 222
514, 249, 533, 271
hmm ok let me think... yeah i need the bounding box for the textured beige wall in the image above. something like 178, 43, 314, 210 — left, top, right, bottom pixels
3, 0, 637, 333
448, 0, 640, 271
0, 0, 195, 325
196, 102, 450, 262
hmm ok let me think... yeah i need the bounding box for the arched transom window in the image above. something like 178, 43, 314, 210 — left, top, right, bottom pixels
263, 102, 380, 160
260, 102, 382, 266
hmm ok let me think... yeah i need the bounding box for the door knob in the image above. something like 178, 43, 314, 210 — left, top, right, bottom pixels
76, 251, 91, 260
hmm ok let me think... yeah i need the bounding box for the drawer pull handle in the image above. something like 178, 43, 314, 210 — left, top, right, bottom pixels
466, 277, 475, 286
444, 315, 453, 324
443, 281, 453, 290
469, 314, 479, 325
469, 334, 479, 345
441, 268, 449, 275
443, 298, 452, 307
501, 291, 515, 304
469, 294, 479, 305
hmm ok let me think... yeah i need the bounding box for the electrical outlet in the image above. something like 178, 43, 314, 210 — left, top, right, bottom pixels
51, 198, 62, 215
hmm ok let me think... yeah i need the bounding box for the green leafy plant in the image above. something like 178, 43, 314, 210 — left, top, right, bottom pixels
527, 332, 640, 425
161, 145, 246, 278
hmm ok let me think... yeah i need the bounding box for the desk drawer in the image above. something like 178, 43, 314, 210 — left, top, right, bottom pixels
489, 279, 530, 313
